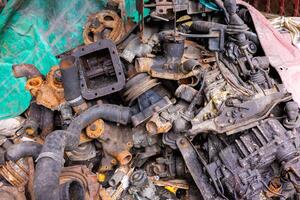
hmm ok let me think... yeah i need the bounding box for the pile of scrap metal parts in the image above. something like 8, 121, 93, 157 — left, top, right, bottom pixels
4, 0, 300, 199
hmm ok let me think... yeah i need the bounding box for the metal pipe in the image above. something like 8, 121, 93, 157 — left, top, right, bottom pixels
12, 64, 42, 79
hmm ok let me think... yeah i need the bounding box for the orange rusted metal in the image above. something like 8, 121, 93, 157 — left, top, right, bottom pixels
60, 165, 101, 200
96, 123, 133, 172
83, 10, 133, 44
146, 113, 172, 135
0, 159, 30, 188
26, 66, 65, 110
86, 119, 105, 139
265, 178, 282, 198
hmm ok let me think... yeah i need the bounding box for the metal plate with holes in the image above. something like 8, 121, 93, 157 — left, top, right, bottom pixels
73, 39, 125, 100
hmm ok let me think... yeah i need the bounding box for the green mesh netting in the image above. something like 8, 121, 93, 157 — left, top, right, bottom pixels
0, 0, 107, 119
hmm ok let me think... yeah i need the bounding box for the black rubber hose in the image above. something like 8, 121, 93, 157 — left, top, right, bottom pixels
24, 100, 41, 136
12, 64, 42, 79
60, 56, 83, 106
191, 21, 227, 33
66, 104, 131, 150
34, 131, 67, 200
5, 141, 42, 161
34, 104, 132, 200
40, 107, 54, 139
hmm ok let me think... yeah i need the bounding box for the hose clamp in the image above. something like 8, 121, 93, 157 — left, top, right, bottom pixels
68, 96, 83, 105
36, 152, 65, 166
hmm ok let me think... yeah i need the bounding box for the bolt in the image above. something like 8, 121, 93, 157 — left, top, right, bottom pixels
180, 139, 186, 145
90, 124, 97, 131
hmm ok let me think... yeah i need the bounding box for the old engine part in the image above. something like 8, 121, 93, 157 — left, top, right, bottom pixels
145, 149, 186, 178
179, 118, 300, 199
108, 165, 129, 187
146, 100, 189, 135
12, 64, 42, 79
73, 39, 126, 100
190, 89, 291, 135
25, 66, 65, 110
0, 159, 30, 188
59, 165, 101, 200
66, 142, 97, 162
120, 26, 159, 63
83, 10, 125, 44
135, 31, 205, 82
96, 122, 133, 172
124, 73, 173, 127
129, 170, 159, 200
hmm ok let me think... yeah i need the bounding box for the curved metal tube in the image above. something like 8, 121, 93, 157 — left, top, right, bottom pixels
12, 64, 42, 79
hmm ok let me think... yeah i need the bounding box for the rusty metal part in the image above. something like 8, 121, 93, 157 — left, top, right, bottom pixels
175, 84, 198, 103
135, 40, 208, 81
66, 142, 96, 161
73, 39, 126, 100
0, 158, 30, 188
129, 170, 159, 200
135, 57, 202, 81
99, 188, 112, 200
25, 66, 65, 110
108, 165, 129, 187
12, 64, 42, 79
145, 150, 186, 178
176, 137, 220, 200
83, 10, 125, 44
146, 113, 172, 135
149, 0, 188, 21
124, 73, 173, 127
191, 91, 292, 135
150, 178, 189, 190
145, 100, 189, 135
86, 119, 105, 139
96, 122, 133, 172
265, 178, 282, 198
73, 103, 89, 114
27, 158, 35, 200
59, 165, 101, 200
110, 167, 135, 200
120, 29, 159, 63
238, 0, 300, 105
0, 184, 26, 200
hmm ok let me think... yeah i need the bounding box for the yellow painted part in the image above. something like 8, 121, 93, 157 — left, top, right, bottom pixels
97, 173, 106, 182
165, 186, 178, 194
